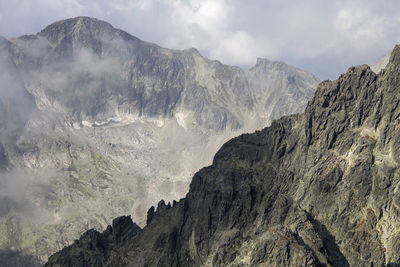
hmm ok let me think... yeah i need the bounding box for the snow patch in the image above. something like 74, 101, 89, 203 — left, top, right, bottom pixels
82, 120, 93, 127
81, 115, 166, 128
93, 117, 122, 127
175, 111, 188, 130
72, 122, 82, 129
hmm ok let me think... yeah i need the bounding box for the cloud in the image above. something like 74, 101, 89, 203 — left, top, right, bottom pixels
0, 169, 57, 225
1, 0, 400, 78
0, 170, 30, 217
332, 4, 400, 52
0, 37, 36, 144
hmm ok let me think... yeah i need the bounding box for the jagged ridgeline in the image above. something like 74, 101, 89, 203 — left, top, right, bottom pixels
0, 17, 319, 265
46, 46, 400, 266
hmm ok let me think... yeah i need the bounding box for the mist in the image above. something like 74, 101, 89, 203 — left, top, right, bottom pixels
0, 37, 35, 144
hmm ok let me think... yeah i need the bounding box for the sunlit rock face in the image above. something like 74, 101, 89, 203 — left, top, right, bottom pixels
48, 45, 400, 267
0, 17, 319, 264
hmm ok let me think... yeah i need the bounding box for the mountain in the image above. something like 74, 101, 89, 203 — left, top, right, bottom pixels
46, 45, 400, 266
0, 17, 319, 264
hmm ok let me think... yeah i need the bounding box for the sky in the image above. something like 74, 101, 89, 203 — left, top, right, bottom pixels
1, 0, 400, 79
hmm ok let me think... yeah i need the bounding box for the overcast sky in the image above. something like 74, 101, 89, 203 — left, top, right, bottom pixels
1, 0, 400, 79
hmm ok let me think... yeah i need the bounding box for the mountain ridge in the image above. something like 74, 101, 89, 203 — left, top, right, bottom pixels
46, 45, 400, 266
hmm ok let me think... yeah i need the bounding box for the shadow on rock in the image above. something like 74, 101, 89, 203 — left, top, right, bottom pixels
0, 250, 40, 267
306, 211, 349, 267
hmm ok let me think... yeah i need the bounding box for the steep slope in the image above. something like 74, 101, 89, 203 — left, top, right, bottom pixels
246, 58, 316, 122
47, 45, 400, 266
0, 17, 319, 264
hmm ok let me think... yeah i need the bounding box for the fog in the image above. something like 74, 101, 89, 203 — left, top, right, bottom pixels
0, 38, 35, 144
0, 38, 39, 225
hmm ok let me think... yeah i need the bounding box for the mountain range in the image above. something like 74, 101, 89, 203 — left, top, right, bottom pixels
0, 17, 319, 265
46, 44, 400, 266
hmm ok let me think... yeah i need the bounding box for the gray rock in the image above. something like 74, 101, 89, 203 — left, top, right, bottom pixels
0, 16, 319, 264
47, 45, 400, 266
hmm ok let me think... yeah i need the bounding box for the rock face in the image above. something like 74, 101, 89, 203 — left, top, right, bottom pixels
0, 17, 319, 264
46, 216, 141, 267
246, 58, 316, 122
47, 45, 400, 266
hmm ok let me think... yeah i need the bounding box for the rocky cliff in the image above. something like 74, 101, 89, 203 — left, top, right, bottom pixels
0, 17, 319, 264
47, 45, 400, 266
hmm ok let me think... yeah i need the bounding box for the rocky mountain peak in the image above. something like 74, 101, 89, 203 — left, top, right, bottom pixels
247, 57, 319, 123
38, 17, 115, 43
250, 57, 319, 87
184, 47, 201, 55
33, 17, 143, 60
253, 57, 302, 74
253, 58, 292, 73
255, 57, 271, 66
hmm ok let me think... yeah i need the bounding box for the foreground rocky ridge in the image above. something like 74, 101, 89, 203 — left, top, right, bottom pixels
47, 46, 400, 266
0, 17, 319, 264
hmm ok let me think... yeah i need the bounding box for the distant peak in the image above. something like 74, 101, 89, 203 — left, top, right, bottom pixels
35, 16, 148, 48
186, 47, 200, 55
256, 57, 271, 65
253, 57, 293, 72
45, 16, 111, 28
255, 57, 288, 68
75, 16, 102, 22
38, 16, 114, 39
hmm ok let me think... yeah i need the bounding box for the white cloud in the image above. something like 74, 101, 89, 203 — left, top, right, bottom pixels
326, 4, 400, 62
172, 0, 229, 34
210, 31, 277, 66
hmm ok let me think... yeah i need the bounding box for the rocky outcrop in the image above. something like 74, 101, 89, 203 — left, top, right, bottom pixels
47, 45, 400, 266
45, 216, 140, 266
0, 17, 319, 264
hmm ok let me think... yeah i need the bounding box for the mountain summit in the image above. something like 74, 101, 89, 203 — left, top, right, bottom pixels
47, 45, 400, 266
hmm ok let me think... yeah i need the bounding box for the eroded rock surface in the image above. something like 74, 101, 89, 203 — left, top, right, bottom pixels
47, 45, 400, 266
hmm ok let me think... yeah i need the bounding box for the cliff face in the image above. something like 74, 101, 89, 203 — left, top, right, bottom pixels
246, 58, 316, 122
0, 17, 319, 264
47, 45, 400, 266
